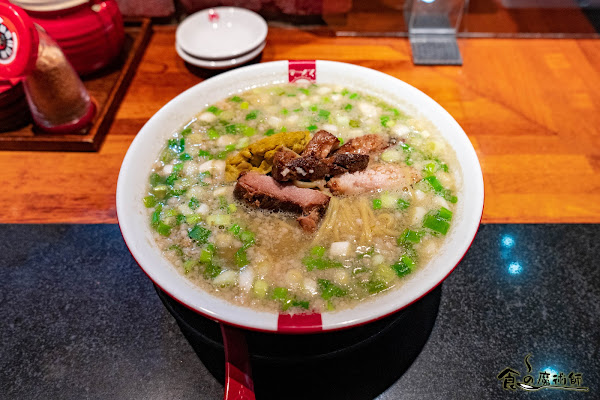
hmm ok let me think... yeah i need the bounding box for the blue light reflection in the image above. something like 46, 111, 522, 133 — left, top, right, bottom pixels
501, 235, 515, 248
508, 262, 523, 275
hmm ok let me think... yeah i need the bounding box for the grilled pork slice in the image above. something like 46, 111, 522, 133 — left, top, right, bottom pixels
325, 153, 370, 176
234, 171, 330, 232
272, 130, 371, 182
272, 147, 329, 182
327, 163, 421, 195
302, 129, 340, 158
335, 134, 390, 155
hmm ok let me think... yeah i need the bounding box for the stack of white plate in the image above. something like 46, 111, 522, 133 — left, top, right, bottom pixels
176, 7, 268, 70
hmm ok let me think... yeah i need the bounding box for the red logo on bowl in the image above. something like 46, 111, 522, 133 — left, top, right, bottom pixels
288, 60, 316, 83
208, 9, 219, 23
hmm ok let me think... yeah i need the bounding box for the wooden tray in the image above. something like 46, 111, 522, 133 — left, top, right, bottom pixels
0, 18, 152, 152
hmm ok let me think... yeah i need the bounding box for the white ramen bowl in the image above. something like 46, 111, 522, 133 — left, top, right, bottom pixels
117, 60, 484, 334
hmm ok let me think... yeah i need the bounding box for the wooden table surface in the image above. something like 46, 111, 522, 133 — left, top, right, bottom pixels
2, 26, 599, 224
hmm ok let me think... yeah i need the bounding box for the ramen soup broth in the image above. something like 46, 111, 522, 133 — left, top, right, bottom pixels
144, 83, 461, 313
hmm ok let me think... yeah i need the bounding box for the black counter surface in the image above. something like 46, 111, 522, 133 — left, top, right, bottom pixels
1, 224, 598, 399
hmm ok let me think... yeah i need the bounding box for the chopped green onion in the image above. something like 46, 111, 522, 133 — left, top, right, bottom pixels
228, 224, 241, 235
168, 138, 185, 153
149, 173, 163, 187
168, 244, 184, 257
264, 129, 276, 136
143, 195, 157, 208
344, 104, 352, 111
349, 93, 359, 100
185, 214, 202, 225
250, 280, 271, 300
181, 127, 192, 136
349, 120, 360, 128
240, 101, 249, 110
299, 88, 310, 95
188, 225, 211, 243
198, 150, 212, 159
438, 207, 453, 221
423, 213, 450, 235
165, 172, 178, 186
199, 246, 214, 264
242, 126, 256, 136
423, 162, 437, 175
245, 110, 258, 120
424, 175, 444, 192
240, 230, 255, 245
392, 255, 415, 277
309, 105, 318, 112
253, 280, 268, 298
398, 229, 423, 245
157, 222, 171, 237
366, 280, 387, 294
372, 198, 382, 210
207, 105, 221, 115
183, 259, 196, 274
281, 108, 289, 115
228, 203, 237, 213
380, 115, 390, 127
272, 287, 288, 300
207, 128, 219, 140
307, 125, 318, 131
318, 279, 347, 300
234, 248, 248, 268
179, 153, 192, 161
318, 109, 330, 119
302, 257, 342, 271
230, 96, 243, 103
166, 188, 187, 198
341, 88, 349, 96
203, 263, 222, 279
188, 197, 199, 210
310, 246, 326, 258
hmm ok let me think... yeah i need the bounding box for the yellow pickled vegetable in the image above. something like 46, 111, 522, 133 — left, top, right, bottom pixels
225, 131, 311, 181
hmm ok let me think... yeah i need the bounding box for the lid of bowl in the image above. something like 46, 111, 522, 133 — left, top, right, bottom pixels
0, 1, 39, 79
8, 0, 89, 12
176, 7, 268, 61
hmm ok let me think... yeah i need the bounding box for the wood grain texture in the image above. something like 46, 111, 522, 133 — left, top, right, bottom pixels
1, 26, 599, 223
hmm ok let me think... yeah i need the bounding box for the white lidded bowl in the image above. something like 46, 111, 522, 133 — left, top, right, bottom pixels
176, 7, 268, 61
117, 60, 484, 334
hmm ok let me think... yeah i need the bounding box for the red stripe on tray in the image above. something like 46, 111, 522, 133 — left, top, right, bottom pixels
277, 313, 323, 333
288, 60, 316, 83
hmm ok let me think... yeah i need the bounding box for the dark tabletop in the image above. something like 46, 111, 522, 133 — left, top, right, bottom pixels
1, 224, 598, 400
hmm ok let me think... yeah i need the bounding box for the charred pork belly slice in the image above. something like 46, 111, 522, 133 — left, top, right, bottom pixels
272, 147, 330, 182
335, 134, 390, 156
272, 130, 372, 182
325, 152, 370, 176
234, 171, 330, 232
301, 129, 340, 159
327, 163, 421, 196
